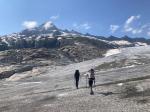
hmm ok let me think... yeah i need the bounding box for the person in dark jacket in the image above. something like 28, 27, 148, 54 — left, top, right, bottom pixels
74, 70, 80, 89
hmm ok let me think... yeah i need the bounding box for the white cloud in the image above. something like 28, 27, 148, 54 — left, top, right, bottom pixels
123, 15, 150, 36
125, 27, 133, 32
50, 15, 59, 20
81, 23, 91, 30
73, 23, 78, 28
125, 15, 140, 25
124, 15, 143, 34
147, 26, 150, 36
110, 25, 120, 33
22, 21, 37, 29
43, 21, 53, 30
73, 23, 91, 30
132, 29, 142, 34
147, 31, 150, 36
138, 24, 150, 36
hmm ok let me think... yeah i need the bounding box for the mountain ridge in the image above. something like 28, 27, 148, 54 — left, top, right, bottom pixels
0, 21, 149, 52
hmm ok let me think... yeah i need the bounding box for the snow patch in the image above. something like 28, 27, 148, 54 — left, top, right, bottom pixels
57, 93, 68, 97
61, 32, 70, 36
43, 21, 53, 30
84, 36, 97, 40
2, 38, 10, 46
48, 36, 54, 39
135, 42, 148, 46
117, 83, 123, 86
57, 37, 62, 40
136, 85, 144, 92
44, 104, 53, 107
124, 65, 135, 68
74, 42, 82, 45
104, 49, 121, 57
17, 82, 42, 85
111, 40, 132, 45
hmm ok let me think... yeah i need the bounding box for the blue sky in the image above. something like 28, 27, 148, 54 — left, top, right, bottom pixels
0, 0, 150, 38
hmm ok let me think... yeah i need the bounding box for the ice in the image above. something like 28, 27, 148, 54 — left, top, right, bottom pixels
104, 49, 121, 57
117, 83, 123, 86
136, 85, 144, 92
1, 46, 150, 111
135, 42, 148, 46
111, 40, 132, 45
57, 93, 69, 97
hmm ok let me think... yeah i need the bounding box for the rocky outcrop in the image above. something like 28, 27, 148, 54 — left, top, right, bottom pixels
0, 70, 15, 79
14, 65, 34, 73
0, 65, 34, 79
60, 45, 106, 62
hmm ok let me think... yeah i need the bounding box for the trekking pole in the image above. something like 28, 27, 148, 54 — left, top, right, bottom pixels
86, 75, 87, 88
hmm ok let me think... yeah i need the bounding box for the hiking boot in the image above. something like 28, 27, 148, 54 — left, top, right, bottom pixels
90, 91, 94, 95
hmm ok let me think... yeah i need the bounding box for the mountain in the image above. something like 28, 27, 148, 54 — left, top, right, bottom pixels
0, 21, 149, 67
0, 21, 115, 51
20, 21, 61, 37
0, 21, 149, 51
0, 22, 115, 70
19, 21, 84, 37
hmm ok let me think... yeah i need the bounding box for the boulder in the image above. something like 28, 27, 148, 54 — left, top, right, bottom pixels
0, 70, 15, 79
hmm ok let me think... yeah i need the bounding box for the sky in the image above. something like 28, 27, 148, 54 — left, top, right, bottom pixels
0, 0, 150, 38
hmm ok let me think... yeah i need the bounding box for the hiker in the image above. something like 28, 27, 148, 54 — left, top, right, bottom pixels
83, 72, 89, 88
88, 69, 95, 95
91, 69, 96, 86
74, 70, 80, 89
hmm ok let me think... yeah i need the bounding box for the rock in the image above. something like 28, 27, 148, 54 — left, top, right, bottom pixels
0, 70, 15, 79
15, 65, 34, 73
0, 65, 34, 79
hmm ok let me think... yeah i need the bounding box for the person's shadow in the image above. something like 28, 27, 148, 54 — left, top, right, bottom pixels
97, 92, 118, 96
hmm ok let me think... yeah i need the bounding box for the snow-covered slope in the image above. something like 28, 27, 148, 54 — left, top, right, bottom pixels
104, 49, 121, 57
0, 21, 149, 52
1, 45, 150, 111
111, 40, 132, 46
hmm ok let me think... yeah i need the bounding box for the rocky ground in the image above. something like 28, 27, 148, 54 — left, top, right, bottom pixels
1, 46, 150, 112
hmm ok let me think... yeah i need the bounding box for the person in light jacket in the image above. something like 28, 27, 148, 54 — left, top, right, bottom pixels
88, 69, 95, 95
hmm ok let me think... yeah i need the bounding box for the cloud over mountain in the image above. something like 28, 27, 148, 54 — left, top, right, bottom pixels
22, 21, 38, 29
50, 15, 59, 20
110, 25, 120, 33
43, 21, 54, 30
